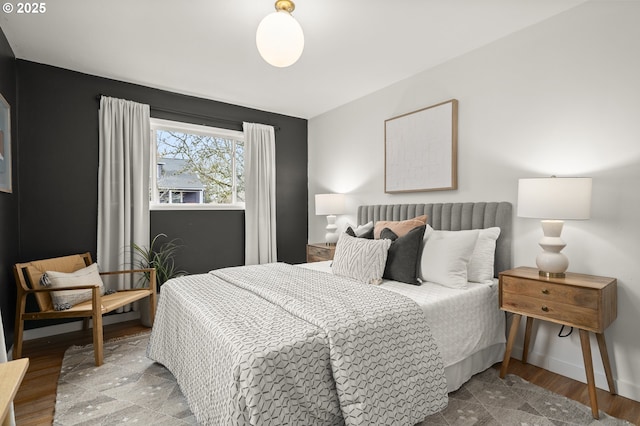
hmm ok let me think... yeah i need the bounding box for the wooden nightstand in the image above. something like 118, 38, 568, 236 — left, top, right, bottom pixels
306, 243, 336, 262
499, 266, 617, 419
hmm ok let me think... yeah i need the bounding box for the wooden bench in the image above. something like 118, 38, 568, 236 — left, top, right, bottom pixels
13, 252, 156, 366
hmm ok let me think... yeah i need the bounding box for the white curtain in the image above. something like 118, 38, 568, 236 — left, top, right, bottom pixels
97, 96, 150, 300
243, 122, 277, 264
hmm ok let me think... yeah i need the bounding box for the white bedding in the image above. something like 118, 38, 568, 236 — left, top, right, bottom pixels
300, 261, 506, 392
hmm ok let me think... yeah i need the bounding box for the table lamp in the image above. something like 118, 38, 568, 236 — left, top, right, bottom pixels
315, 193, 346, 244
517, 176, 592, 278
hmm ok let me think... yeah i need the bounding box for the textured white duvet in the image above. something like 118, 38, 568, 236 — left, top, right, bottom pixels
300, 261, 506, 390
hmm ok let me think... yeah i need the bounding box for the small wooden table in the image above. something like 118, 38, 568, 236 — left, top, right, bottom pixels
499, 267, 617, 419
306, 243, 336, 263
1, 358, 29, 426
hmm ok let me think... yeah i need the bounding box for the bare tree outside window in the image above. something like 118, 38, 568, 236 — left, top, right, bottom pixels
150, 120, 244, 206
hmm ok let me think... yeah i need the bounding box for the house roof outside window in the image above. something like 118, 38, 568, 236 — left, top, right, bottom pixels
157, 158, 205, 192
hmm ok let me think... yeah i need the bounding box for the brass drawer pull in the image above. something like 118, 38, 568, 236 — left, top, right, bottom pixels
541, 306, 549, 312
542, 288, 550, 295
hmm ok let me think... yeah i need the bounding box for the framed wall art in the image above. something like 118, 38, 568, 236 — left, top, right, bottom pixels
384, 99, 458, 193
0, 92, 11, 193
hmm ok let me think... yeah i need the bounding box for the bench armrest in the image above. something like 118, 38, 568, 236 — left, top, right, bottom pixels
21, 284, 101, 293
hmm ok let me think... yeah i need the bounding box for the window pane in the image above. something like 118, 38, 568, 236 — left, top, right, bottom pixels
154, 128, 244, 205
235, 140, 245, 203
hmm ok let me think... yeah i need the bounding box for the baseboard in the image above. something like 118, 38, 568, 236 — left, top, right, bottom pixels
7, 311, 140, 360
512, 343, 640, 403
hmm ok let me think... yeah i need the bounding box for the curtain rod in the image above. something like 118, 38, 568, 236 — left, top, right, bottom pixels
95, 95, 280, 131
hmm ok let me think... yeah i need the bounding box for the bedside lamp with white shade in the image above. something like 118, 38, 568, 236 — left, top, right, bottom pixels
517, 176, 592, 278
315, 193, 346, 245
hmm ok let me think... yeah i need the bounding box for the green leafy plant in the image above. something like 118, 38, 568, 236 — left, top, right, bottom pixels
132, 233, 186, 289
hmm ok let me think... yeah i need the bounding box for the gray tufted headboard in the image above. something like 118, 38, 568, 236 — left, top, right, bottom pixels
357, 202, 513, 277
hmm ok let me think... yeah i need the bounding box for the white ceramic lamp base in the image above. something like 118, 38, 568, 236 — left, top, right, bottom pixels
536, 220, 569, 278
324, 214, 339, 244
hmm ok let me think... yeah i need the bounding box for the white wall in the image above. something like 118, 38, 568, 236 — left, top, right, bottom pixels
308, 1, 640, 402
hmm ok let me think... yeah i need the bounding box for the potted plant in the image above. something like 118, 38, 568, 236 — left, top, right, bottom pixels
132, 233, 186, 325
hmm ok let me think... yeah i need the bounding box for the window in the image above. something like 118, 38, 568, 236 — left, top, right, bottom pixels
150, 118, 244, 209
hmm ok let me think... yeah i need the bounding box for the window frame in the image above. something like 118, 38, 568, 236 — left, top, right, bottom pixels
149, 118, 245, 211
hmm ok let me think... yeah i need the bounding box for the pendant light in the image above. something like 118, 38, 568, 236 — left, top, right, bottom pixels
256, 0, 304, 67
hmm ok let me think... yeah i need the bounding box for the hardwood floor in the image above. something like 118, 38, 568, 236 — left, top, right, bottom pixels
11, 320, 640, 425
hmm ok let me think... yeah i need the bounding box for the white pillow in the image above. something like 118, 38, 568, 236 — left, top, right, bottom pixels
332, 232, 391, 285
420, 229, 479, 289
434, 227, 501, 284
468, 227, 501, 283
42, 263, 105, 310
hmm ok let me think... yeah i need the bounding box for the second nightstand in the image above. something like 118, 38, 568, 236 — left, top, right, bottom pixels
499, 266, 617, 419
306, 243, 336, 263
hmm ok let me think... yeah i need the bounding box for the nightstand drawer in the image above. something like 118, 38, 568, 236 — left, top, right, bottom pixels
306, 243, 336, 262
501, 292, 599, 330
501, 276, 598, 309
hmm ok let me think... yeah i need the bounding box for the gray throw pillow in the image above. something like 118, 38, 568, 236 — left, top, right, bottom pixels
345, 221, 374, 239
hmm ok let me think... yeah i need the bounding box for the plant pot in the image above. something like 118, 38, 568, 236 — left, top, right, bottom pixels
139, 293, 158, 327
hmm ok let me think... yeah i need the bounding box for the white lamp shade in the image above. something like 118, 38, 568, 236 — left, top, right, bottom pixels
256, 11, 304, 67
517, 177, 592, 220
315, 193, 346, 216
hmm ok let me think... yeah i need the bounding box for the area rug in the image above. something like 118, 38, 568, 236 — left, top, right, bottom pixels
420, 369, 632, 426
54, 332, 196, 425
54, 332, 632, 425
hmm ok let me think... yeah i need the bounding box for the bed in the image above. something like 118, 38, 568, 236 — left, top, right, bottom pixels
350, 202, 512, 392
147, 201, 512, 425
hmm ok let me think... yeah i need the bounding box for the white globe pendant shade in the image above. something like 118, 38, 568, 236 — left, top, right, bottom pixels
256, 10, 304, 67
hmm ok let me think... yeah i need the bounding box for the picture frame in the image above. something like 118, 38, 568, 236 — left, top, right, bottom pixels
0, 92, 11, 193
384, 99, 458, 193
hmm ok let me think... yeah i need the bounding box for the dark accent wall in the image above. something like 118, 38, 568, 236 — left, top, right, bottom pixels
0, 26, 18, 350
14, 60, 308, 329
150, 210, 245, 274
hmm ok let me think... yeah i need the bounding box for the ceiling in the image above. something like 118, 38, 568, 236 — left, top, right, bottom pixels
1, 0, 586, 119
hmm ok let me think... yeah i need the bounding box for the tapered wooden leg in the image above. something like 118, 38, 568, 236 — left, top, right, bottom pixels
13, 294, 27, 360
93, 314, 104, 366
522, 317, 534, 364
579, 329, 599, 419
596, 332, 617, 395
148, 292, 157, 327
500, 313, 522, 378
92, 289, 104, 366
83, 318, 90, 330
13, 315, 25, 360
